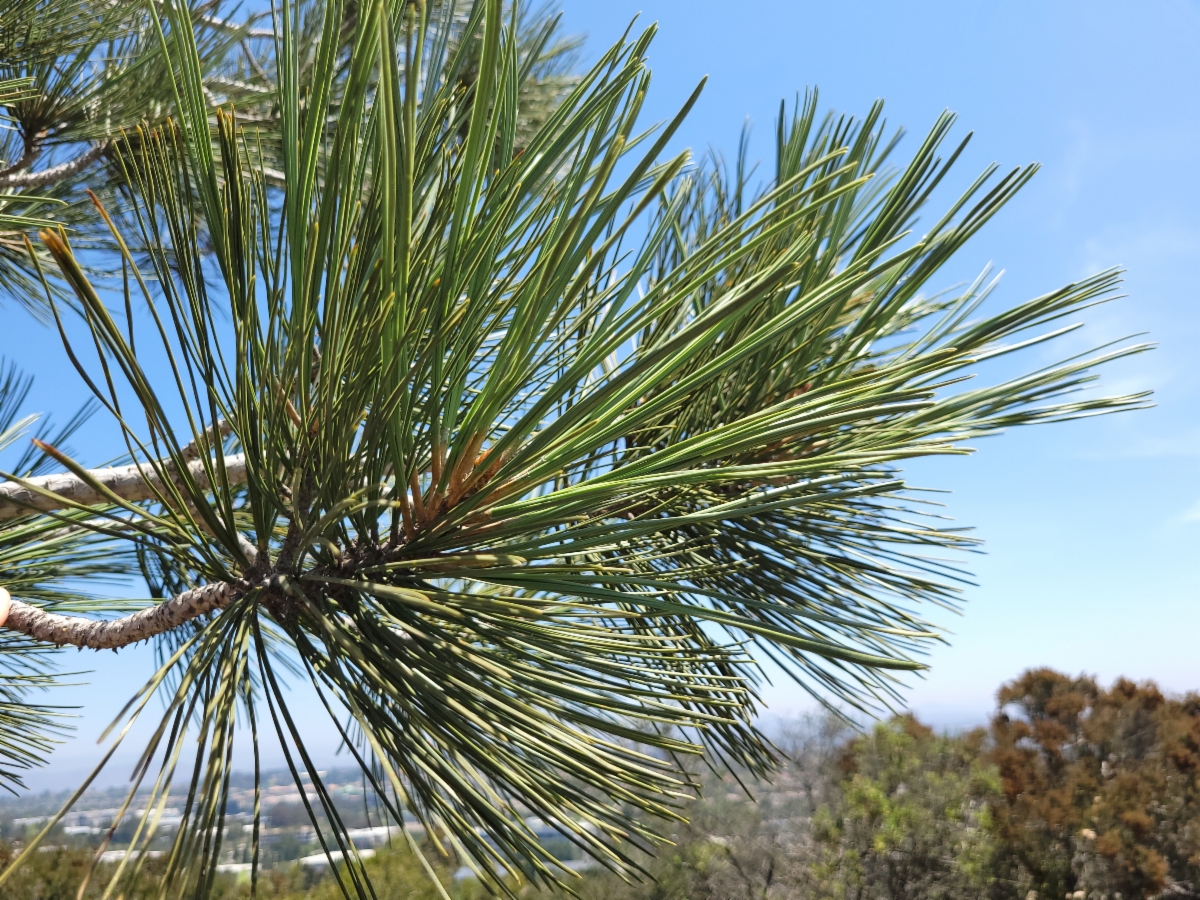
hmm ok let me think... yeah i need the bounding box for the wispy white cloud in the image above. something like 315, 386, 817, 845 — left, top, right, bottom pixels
1175, 498, 1200, 524
1080, 226, 1200, 283
1073, 427, 1200, 462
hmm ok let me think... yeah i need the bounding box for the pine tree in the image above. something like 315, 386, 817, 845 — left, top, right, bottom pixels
0, 0, 1149, 896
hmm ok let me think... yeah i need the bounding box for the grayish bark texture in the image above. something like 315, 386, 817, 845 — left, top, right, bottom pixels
0, 453, 247, 521
0, 423, 252, 649
0, 142, 110, 189
4, 582, 239, 649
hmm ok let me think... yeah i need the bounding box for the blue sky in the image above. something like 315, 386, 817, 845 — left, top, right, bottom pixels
550, 0, 1200, 724
4, 0, 1200, 789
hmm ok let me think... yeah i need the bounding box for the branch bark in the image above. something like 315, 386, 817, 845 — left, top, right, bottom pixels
2, 582, 239, 649
0, 423, 259, 649
0, 136, 40, 182
0, 452, 247, 521
0, 142, 110, 190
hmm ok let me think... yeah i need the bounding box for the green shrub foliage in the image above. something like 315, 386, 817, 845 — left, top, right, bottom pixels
5, 669, 1200, 899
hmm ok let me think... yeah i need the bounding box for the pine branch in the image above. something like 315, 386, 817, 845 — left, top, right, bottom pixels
0, 416, 256, 653
1, 581, 238, 649
0, 142, 110, 190
0, 451, 246, 520
0, 2, 1150, 892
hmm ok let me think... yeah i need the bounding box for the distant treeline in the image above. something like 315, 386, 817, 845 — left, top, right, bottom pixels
563, 667, 1200, 900
3, 668, 1199, 900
